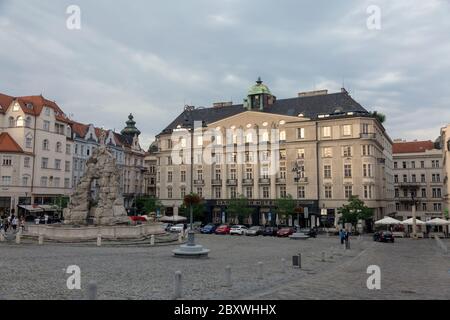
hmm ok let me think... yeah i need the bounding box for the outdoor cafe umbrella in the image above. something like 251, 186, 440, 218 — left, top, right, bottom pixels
425, 218, 450, 226
401, 218, 426, 226
159, 215, 187, 223
374, 217, 401, 230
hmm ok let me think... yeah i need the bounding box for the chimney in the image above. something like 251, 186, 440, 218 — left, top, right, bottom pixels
298, 89, 328, 97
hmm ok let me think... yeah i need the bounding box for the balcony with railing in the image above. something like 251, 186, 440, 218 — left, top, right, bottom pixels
211, 179, 223, 186
258, 178, 271, 185
194, 179, 205, 185
276, 177, 286, 184
242, 178, 254, 185
294, 177, 309, 183
226, 179, 238, 186
360, 133, 377, 139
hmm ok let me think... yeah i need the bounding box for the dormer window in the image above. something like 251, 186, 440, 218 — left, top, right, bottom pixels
12, 103, 20, 112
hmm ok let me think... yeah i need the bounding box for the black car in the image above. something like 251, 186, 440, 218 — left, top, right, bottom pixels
296, 227, 317, 238
373, 231, 395, 243
262, 226, 278, 236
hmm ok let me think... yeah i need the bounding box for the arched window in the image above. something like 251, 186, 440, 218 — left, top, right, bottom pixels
8, 117, 15, 127
66, 126, 71, 137
25, 117, 32, 128
16, 116, 24, 127
56, 142, 62, 153
22, 175, 30, 186
43, 139, 49, 151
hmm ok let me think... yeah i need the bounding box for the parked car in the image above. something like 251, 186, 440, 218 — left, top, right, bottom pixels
373, 231, 395, 243
246, 226, 264, 236
296, 227, 317, 238
262, 226, 278, 236
169, 224, 185, 233
200, 224, 217, 234
215, 224, 231, 235
277, 227, 295, 237
230, 225, 248, 235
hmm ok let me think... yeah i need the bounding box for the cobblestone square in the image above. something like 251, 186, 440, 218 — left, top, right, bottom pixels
0, 234, 449, 300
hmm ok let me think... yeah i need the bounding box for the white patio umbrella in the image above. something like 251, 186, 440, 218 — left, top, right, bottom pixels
426, 218, 450, 226
401, 218, 426, 225
374, 216, 401, 231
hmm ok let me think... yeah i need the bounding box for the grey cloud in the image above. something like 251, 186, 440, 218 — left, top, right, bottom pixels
0, 0, 449, 149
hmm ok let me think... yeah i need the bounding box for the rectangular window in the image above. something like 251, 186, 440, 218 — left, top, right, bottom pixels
395, 189, 399, 198
181, 187, 186, 198
343, 146, 352, 157
55, 159, 61, 170
394, 162, 398, 169
297, 148, 305, 159
422, 203, 427, 211
24, 157, 30, 168
324, 186, 332, 199
65, 161, 71, 172
66, 144, 71, 155
197, 170, 203, 180
364, 185, 372, 199
262, 186, 270, 199
246, 168, 253, 180
40, 176, 48, 187
167, 171, 173, 183
167, 188, 173, 199
344, 186, 353, 199
421, 188, 426, 198
230, 187, 237, 199
43, 120, 50, 131
196, 187, 203, 198
403, 175, 408, 183
394, 175, 398, 183
53, 178, 60, 188
324, 165, 332, 179
297, 186, 305, 199
411, 161, 415, 169
402, 161, 407, 169
322, 147, 332, 158
323, 126, 331, 138
279, 186, 287, 198
342, 125, 352, 136
214, 187, 221, 199
181, 171, 186, 183
229, 168, 237, 180
64, 178, 70, 188
1, 176, 11, 186
361, 123, 369, 134
279, 167, 286, 179
421, 174, 426, 183
22, 176, 29, 186
215, 169, 221, 180
344, 164, 352, 178
420, 161, 425, 168
2, 156, 12, 166
297, 128, 305, 139
246, 187, 253, 199
411, 174, 416, 183
41, 158, 48, 169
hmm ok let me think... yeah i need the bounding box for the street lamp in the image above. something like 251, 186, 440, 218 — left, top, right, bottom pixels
410, 190, 418, 239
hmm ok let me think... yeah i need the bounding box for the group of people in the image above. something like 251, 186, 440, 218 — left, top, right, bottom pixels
1, 210, 26, 233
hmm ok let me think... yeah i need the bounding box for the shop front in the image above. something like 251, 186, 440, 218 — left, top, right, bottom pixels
0, 196, 11, 217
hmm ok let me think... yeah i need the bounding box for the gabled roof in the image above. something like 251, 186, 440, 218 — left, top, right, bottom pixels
0, 132, 24, 153
72, 121, 90, 138
160, 91, 369, 135
0, 92, 72, 123
393, 140, 435, 154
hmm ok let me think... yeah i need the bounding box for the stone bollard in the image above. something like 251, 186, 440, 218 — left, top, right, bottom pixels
15, 233, 21, 244
86, 281, 98, 300
257, 262, 263, 280
174, 271, 182, 299
150, 234, 155, 246
321, 251, 325, 262
0, 232, 5, 242
38, 234, 44, 245
97, 235, 102, 247
281, 258, 286, 273
178, 232, 183, 243
224, 265, 232, 287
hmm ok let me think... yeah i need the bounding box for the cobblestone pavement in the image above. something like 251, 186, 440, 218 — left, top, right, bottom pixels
0, 233, 448, 300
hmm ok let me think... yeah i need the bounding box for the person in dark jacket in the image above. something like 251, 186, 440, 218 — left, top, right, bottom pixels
339, 229, 345, 244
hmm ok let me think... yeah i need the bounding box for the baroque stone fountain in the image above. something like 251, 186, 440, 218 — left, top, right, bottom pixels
63, 145, 129, 226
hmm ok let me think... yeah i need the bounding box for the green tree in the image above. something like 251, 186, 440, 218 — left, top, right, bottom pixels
226, 194, 254, 223
274, 194, 296, 221
370, 111, 386, 124
338, 196, 374, 227
181, 193, 205, 222
136, 196, 163, 214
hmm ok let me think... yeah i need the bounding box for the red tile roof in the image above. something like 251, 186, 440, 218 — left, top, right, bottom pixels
71, 121, 90, 138
0, 132, 24, 153
393, 140, 435, 154
0, 92, 72, 123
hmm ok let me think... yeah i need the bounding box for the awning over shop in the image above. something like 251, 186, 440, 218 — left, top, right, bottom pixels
18, 205, 44, 212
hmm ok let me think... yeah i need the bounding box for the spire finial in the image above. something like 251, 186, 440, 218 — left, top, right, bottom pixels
256, 77, 262, 85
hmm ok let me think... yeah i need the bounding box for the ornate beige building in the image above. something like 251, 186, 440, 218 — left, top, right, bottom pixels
392, 140, 444, 221
0, 93, 73, 215
441, 124, 450, 215
154, 79, 395, 227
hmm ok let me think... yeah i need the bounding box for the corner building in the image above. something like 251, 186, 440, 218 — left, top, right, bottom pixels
155, 79, 395, 227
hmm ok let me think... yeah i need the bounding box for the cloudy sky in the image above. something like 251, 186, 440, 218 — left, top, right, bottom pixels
1, 0, 449, 149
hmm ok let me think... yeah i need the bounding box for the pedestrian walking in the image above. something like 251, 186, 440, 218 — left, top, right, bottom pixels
11, 216, 18, 232
339, 228, 345, 244
2, 216, 9, 232
20, 216, 26, 232
44, 214, 49, 225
